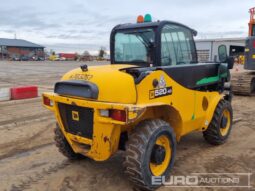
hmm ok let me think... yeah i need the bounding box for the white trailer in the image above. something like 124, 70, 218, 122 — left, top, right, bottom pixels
195, 37, 246, 62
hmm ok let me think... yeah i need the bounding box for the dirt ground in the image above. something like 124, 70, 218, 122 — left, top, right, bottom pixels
0, 61, 254, 191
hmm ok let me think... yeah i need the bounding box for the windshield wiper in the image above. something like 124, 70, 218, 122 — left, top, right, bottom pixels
136, 33, 154, 66
123, 30, 155, 66
137, 33, 154, 48
124, 30, 154, 48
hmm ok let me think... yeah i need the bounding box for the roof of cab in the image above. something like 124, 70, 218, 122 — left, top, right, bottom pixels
112, 20, 197, 36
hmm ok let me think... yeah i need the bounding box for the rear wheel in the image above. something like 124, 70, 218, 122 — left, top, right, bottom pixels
54, 124, 85, 160
124, 119, 176, 190
203, 100, 233, 145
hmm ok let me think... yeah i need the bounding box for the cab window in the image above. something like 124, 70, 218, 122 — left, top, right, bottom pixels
114, 29, 154, 63
161, 24, 197, 66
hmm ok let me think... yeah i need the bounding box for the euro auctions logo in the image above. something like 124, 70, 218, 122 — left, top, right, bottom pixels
152, 173, 252, 188
152, 175, 198, 186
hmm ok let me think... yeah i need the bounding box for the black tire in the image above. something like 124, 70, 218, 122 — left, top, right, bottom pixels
123, 119, 176, 190
203, 100, 233, 145
224, 86, 233, 103
54, 124, 85, 160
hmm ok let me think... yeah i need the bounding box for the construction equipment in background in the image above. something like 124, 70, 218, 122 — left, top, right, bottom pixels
232, 7, 255, 95
49, 53, 78, 61
49, 52, 59, 61
239, 55, 245, 65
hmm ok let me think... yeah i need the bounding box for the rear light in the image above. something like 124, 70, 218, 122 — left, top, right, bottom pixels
43, 96, 53, 106
253, 40, 255, 48
99, 109, 109, 117
109, 109, 126, 122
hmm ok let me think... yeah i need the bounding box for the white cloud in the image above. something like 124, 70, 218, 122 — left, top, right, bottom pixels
0, 0, 254, 53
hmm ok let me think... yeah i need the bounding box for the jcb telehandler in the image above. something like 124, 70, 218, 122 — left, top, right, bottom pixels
43, 14, 234, 190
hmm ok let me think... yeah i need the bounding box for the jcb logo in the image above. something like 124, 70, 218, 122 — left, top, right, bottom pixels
72, 111, 79, 121
149, 87, 172, 99
70, 74, 93, 81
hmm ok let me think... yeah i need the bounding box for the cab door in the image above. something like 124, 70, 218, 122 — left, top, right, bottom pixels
159, 24, 220, 90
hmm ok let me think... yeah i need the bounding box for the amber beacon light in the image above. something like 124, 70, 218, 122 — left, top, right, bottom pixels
137, 15, 144, 23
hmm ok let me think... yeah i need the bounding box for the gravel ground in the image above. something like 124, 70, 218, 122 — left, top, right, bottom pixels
0, 61, 254, 191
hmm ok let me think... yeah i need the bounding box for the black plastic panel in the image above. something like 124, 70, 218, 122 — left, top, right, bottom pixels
123, 63, 221, 89
58, 103, 94, 139
54, 80, 99, 99
161, 63, 220, 89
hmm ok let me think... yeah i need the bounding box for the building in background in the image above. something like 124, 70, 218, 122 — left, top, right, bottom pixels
195, 38, 246, 62
0, 38, 44, 61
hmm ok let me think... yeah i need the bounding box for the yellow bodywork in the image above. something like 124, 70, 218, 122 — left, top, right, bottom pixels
43, 64, 223, 161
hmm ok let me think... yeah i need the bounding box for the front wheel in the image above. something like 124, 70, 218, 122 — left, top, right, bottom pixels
203, 100, 233, 145
123, 119, 176, 190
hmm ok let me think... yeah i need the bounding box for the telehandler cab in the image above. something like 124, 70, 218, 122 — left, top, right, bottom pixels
43, 14, 234, 190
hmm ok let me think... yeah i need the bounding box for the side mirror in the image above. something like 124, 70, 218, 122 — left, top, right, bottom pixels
226, 57, 234, 69
218, 45, 227, 62
218, 45, 233, 69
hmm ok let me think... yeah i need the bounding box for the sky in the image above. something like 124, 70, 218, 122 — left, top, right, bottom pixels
0, 0, 254, 54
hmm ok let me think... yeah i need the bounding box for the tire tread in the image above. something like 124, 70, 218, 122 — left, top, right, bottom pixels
203, 100, 233, 145
124, 119, 176, 190
54, 124, 84, 160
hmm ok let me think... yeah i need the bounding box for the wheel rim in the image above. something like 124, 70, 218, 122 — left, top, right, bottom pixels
220, 109, 231, 136
150, 135, 171, 176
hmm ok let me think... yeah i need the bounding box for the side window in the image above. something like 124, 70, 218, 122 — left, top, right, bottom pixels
161, 24, 196, 66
